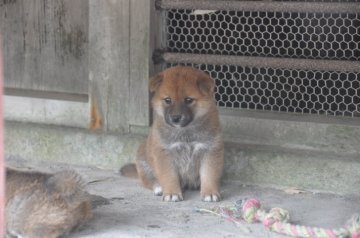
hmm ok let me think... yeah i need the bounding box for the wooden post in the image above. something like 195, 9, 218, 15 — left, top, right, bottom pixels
0, 34, 5, 238
89, 0, 131, 132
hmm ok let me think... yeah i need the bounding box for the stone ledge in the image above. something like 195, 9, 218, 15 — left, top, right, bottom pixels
5, 121, 360, 196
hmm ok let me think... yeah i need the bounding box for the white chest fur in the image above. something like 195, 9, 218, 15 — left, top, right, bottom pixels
166, 141, 209, 189
168, 142, 208, 152
167, 142, 209, 173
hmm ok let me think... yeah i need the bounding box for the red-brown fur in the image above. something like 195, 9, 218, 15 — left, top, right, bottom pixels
5, 168, 92, 238
121, 66, 224, 202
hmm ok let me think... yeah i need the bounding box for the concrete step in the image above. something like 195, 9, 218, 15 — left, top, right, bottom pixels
220, 113, 360, 196
224, 142, 360, 196
5, 120, 360, 196
5, 121, 143, 169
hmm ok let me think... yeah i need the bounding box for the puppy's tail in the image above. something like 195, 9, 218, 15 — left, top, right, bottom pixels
45, 170, 93, 223
45, 170, 87, 200
119, 163, 138, 179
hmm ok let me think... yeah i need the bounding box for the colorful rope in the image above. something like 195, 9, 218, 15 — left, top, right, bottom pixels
195, 198, 360, 238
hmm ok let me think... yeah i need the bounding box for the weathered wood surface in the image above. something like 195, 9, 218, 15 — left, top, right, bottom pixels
129, 0, 152, 127
1, 0, 88, 94
89, 0, 131, 132
1, 0, 153, 130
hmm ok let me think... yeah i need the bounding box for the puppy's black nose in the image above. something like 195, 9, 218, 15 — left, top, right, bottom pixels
171, 115, 182, 124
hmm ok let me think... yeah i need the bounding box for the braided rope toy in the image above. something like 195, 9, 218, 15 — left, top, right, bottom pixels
195, 198, 360, 238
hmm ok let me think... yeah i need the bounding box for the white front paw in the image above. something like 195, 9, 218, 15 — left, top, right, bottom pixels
153, 185, 163, 196
163, 194, 183, 202
202, 194, 220, 202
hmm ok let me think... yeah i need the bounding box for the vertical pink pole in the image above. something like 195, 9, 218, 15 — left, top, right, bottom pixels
0, 34, 4, 237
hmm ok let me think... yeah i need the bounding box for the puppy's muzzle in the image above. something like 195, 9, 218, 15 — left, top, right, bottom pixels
171, 115, 182, 124
167, 113, 190, 127
165, 105, 193, 127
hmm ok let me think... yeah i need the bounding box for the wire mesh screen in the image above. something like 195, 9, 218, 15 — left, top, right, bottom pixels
168, 62, 360, 117
161, 5, 360, 118
166, 10, 359, 60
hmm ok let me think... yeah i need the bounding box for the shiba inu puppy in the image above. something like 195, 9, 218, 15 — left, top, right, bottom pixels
121, 66, 224, 202
5, 168, 92, 238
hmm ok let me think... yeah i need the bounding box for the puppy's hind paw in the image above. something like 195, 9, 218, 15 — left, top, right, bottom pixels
163, 194, 183, 202
202, 194, 221, 202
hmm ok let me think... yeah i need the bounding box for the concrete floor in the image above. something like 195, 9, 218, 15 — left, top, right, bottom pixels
6, 156, 360, 238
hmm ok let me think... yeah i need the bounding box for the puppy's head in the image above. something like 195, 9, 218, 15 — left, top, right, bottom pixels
150, 66, 215, 128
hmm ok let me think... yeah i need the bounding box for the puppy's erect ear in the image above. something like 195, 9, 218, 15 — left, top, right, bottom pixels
149, 73, 163, 93
197, 73, 215, 96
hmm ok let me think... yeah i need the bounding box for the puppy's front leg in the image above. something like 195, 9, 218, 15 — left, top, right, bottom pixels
153, 152, 183, 202
200, 149, 224, 202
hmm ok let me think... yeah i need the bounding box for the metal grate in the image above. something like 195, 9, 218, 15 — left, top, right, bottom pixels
166, 10, 360, 60
158, 1, 360, 118
168, 62, 360, 117
216, 0, 360, 1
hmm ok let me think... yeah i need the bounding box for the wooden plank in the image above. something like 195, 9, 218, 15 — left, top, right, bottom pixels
89, 0, 130, 132
0, 34, 4, 238
159, 0, 360, 14
145, 0, 168, 126
4, 87, 88, 102
1, 0, 27, 90
4, 95, 90, 128
1, 0, 88, 94
129, 0, 152, 127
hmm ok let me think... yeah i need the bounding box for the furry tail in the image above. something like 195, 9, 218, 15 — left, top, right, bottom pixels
119, 163, 138, 179
45, 170, 86, 201
45, 170, 93, 224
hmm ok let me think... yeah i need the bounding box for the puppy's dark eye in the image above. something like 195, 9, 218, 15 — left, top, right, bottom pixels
184, 97, 194, 104
163, 97, 172, 105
